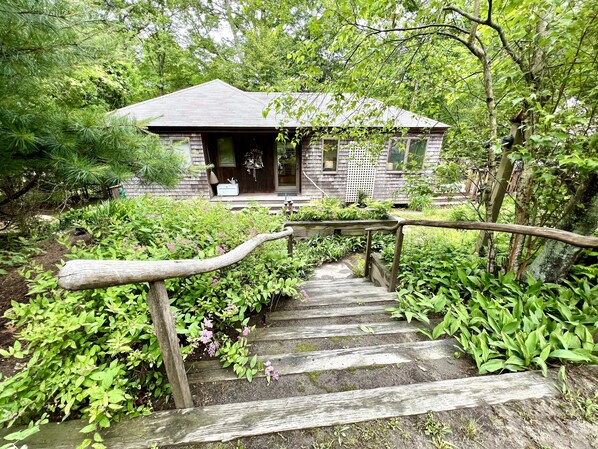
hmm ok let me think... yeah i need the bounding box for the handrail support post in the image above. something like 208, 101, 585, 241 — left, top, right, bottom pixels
147, 280, 194, 409
287, 234, 294, 258
389, 225, 404, 292
364, 230, 373, 280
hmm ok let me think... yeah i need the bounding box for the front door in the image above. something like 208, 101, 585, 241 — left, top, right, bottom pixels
275, 141, 298, 193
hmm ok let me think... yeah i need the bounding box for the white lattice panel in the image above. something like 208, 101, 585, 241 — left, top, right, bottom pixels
345, 142, 377, 202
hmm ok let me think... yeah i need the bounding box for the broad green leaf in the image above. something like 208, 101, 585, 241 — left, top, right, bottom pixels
550, 349, 594, 363
479, 359, 505, 374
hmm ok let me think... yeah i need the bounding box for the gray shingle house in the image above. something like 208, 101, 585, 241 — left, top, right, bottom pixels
115, 79, 449, 203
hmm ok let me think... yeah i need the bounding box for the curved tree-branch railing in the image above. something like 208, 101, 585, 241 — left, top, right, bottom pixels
365, 218, 598, 292
59, 227, 294, 291
57, 227, 294, 409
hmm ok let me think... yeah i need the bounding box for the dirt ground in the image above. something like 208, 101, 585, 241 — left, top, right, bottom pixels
0, 239, 68, 379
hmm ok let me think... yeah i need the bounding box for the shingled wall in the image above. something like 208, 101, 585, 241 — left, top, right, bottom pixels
123, 132, 211, 199
300, 133, 444, 203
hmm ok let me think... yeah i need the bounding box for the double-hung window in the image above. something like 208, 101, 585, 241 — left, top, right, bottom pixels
322, 139, 339, 172
387, 137, 427, 171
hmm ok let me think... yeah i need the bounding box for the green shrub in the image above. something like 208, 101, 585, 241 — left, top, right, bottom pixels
384, 236, 598, 375
0, 197, 377, 444
288, 198, 391, 221
294, 235, 366, 266
0, 198, 302, 442
408, 194, 433, 211
448, 205, 480, 222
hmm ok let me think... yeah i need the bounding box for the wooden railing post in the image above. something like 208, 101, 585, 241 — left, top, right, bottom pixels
364, 230, 373, 279
388, 225, 404, 292
147, 281, 194, 409
287, 234, 294, 258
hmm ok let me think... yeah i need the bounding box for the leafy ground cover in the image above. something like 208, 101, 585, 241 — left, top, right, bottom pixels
0, 197, 366, 447
381, 219, 598, 375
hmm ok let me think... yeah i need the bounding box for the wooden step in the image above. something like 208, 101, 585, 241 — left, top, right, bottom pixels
187, 339, 457, 383
301, 285, 384, 297
19, 371, 557, 449
267, 304, 392, 322
250, 321, 424, 342
302, 278, 373, 289
285, 291, 396, 309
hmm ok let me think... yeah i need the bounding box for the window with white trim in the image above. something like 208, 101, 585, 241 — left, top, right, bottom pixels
322, 139, 339, 172
387, 137, 427, 171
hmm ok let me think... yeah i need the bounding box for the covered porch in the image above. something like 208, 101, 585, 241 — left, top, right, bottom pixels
203, 131, 301, 196
209, 192, 312, 211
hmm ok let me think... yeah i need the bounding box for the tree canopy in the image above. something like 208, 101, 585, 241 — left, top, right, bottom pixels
1, 0, 596, 279
0, 0, 186, 226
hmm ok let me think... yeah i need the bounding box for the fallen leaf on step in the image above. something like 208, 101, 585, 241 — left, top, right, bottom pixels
358, 324, 375, 334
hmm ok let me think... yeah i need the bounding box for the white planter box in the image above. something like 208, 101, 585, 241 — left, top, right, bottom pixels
217, 183, 239, 196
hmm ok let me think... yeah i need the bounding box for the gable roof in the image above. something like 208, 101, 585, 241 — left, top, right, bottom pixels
115, 79, 450, 130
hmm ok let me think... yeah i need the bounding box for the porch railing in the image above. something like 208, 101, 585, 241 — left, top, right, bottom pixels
365, 219, 598, 292
58, 227, 294, 409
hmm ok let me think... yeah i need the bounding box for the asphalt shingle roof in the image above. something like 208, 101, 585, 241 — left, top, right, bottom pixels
114, 79, 449, 130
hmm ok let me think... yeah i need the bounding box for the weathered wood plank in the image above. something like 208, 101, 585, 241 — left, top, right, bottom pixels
284, 220, 398, 238
302, 278, 372, 288
187, 339, 457, 383
58, 227, 294, 290
402, 219, 598, 248
146, 281, 193, 409
304, 277, 376, 286
17, 371, 557, 449
301, 281, 381, 293
285, 292, 396, 309
266, 304, 392, 321
250, 321, 424, 342
389, 225, 404, 292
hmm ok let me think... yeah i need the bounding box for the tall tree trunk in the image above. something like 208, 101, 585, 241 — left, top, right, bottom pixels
507, 164, 533, 274
526, 173, 598, 282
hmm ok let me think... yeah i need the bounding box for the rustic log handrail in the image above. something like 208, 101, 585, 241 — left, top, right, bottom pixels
59, 227, 294, 291
57, 226, 294, 410
365, 218, 598, 291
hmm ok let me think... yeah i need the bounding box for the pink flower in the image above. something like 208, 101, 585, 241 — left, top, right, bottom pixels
200, 329, 213, 344
241, 326, 250, 337
166, 242, 176, 253
264, 360, 274, 376
208, 342, 218, 357
272, 370, 280, 381
300, 289, 309, 300
216, 245, 225, 255
211, 278, 219, 286
203, 318, 213, 329
226, 302, 235, 312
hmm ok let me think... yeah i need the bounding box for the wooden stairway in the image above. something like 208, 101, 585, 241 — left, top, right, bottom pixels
19, 267, 559, 449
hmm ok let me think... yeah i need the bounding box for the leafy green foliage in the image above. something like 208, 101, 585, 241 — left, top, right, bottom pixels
0, 0, 186, 226
0, 197, 374, 444
294, 235, 366, 266
0, 198, 304, 440
287, 198, 391, 221
385, 236, 598, 375
0, 236, 45, 270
